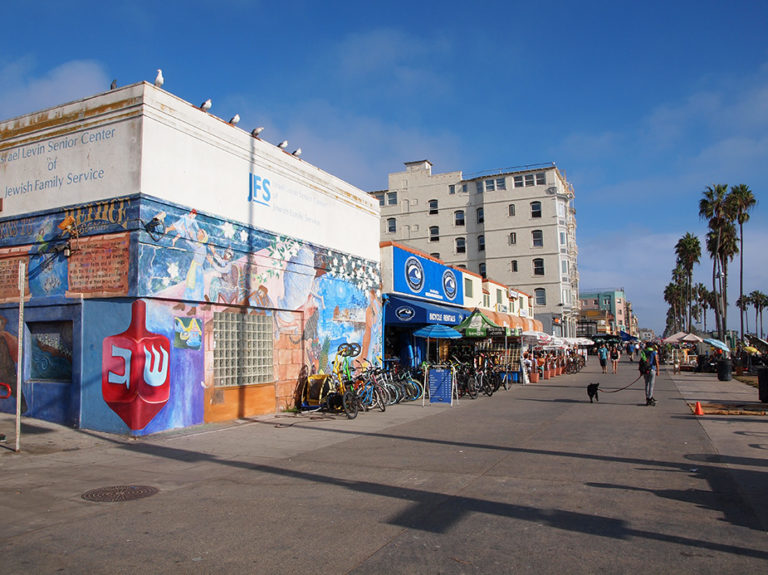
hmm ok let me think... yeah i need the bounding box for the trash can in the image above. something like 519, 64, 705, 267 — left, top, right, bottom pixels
758, 367, 768, 403
717, 359, 732, 382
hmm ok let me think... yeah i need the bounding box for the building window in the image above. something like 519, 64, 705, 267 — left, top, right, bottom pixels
485, 179, 495, 192
431, 253, 440, 259
464, 277, 473, 297
536, 172, 546, 185
508, 204, 515, 217
376, 193, 385, 206
478, 235, 485, 251
477, 208, 484, 224
479, 263, 486, 278
525, 174, 534, 186
476, 181, 484, 193
429, 226, 440, 242
456, 237, 466, 253
535, 288, 546, 306
455, 210, 465, 226
560, 231, 566, 245
533, 258, 545, 275
449, 184, 455, 195
509, 232, 517, 245
531, 201, 542, 218
532, 229, 543, 247
387, 218, 396, 233
461, 183, 468, 193
429, 199, 438, 214
386, 191, 397, 205
514, 175, 523, 188
562, 260, 569, 274
511, 260, 518, 272
214, 311, 274, 387
496, 178, 506, 190
496, 290, 503, 304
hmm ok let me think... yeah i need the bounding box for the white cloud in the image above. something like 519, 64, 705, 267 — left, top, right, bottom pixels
0, 59, 110, 120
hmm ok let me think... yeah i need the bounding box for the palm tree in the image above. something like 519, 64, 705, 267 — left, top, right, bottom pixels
699, 184, 730, 340
751, 290, 768, 339
736, 295, 750, 336
694, 282, 709, 331
727, 184, 757, 341
664, 281, 684, 334
674, 232, 701, 332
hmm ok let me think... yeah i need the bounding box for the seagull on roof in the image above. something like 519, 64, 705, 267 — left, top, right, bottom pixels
200, 99, 212, 112
110, 79, 117, 90
154, 69, 164, 88
229, 114, 240, 125
277, 140, 288, 149
292, 148, 302, 157
251, 127, 264, 137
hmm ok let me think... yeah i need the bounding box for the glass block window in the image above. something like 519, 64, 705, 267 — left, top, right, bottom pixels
214, 311, 273, 387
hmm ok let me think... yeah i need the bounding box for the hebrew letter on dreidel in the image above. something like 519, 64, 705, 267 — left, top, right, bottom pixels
144, 344, 169, 387
108, 345, 132, 388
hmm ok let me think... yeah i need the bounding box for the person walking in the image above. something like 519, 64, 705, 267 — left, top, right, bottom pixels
597, 343, 609, 374
610, 345, 621, 374
640, 343, 660, 406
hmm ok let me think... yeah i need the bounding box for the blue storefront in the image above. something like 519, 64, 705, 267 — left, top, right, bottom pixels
382, 246, 469, 367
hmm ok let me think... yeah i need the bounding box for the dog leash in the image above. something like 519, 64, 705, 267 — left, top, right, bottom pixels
598, 372, 645, 393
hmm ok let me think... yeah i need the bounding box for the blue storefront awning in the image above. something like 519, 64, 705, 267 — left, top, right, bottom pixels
385, 295, 469, 326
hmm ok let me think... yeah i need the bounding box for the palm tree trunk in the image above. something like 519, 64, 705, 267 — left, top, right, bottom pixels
739, 222, 745, 342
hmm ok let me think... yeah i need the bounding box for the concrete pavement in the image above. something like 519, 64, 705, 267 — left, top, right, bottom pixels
1, 359, 767, 574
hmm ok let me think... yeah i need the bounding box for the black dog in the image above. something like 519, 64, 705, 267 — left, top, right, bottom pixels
587, 383, 599, 403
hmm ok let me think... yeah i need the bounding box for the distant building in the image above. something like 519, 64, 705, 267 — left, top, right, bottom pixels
579, 288, 632, 335
372, 160, 579, 336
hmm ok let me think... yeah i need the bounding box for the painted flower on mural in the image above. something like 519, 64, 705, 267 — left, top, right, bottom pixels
221, 222, 236, 239
239, 229, 249, 243
167, 262, 180, 280
327, 254, 380, 293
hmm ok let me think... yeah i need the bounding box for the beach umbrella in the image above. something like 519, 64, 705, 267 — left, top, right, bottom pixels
703, 338, 730, 352
743, 346, 759, 354
413, 324, 462, 363
680, 333, 703, 343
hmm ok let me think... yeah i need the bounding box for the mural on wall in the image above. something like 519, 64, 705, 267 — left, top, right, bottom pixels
0, 314, 24, 413
138, 203, 382, 373
102, 299, 171, 430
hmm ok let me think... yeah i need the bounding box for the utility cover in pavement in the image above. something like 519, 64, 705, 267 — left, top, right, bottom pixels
81, 485, 158, 502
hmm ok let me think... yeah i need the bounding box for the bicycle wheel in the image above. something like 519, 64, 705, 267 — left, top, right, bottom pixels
342, 390, 358, 419
374, 386, 387, 412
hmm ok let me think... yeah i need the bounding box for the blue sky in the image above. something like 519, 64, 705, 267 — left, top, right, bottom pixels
1, 0, 766, 336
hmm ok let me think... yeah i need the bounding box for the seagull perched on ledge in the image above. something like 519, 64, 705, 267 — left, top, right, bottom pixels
110, 79, 117, 90
251, 127, 264, 137
229, 114, 240, 125
292, 148, 302, 157
200, 99, 212, 112
277, 140, 288, 149
154, 69, 164, 88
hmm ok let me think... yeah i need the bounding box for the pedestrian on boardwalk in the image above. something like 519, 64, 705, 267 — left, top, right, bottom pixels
640, 343, 660, 406
597, 343, 609, 374
610, 345, 621, 374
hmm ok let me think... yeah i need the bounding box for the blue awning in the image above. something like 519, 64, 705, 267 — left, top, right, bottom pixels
385, 295, 469, 326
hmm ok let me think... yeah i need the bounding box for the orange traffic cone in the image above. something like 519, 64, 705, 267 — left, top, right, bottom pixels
694, 401, 704, 416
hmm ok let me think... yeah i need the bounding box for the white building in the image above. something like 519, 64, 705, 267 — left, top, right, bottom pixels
372, 161, 579, 335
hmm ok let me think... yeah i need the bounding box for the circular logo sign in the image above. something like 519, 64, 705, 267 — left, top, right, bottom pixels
404, 256, 424, 293
442, 270, 457, 300
395, 306, 416, 321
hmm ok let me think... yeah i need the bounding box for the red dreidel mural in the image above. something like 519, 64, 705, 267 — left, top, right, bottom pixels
102, 300, 171, 430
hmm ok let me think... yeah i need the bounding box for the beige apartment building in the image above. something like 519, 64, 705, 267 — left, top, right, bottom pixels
371, 160, 579, 336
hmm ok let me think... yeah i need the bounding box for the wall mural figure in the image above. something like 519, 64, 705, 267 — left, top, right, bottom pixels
102, 299, 171, 430
0, 315, 25, 413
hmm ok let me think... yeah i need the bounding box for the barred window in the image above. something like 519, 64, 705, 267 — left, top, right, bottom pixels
213, 311, 274, 387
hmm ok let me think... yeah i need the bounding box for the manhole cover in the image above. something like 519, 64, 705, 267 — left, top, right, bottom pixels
81, 485, 158, 502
